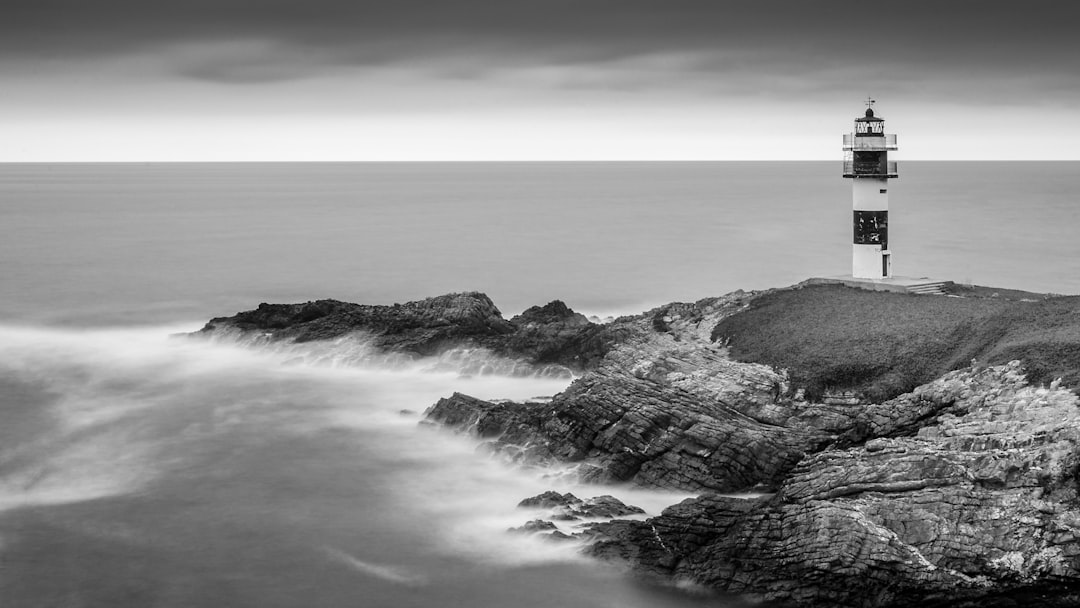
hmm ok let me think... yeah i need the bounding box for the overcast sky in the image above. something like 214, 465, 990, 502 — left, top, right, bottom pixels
3, 0, 1078, 160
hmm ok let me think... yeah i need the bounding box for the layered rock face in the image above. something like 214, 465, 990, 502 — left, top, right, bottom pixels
420, 291, 1080, 606
427, 290, 848, 491
584, 362, 1080, 607
425, 288, 976, 493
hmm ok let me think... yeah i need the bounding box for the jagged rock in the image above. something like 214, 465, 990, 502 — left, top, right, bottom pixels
425, 300, 1073, 495
203, 293, 513, 346
503, 301, 616, 369
426, 291, 844, 492
192, 292, 619, 373
574, 495, 646, 519
509, 519, 558, 533
512, 301, 588, 326
548, 530, 575, 541
518, 491, 580, 509
512, 492, 646, 544
517, 491, 645, 520
426, 393, 555, 467
583, 362, 1080, 607
507, 519, 576, 541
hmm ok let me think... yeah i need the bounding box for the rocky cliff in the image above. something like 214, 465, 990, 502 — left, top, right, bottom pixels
425, 289, 844, 491
195, 284, 1080, 607
419, 286, 1080, 607
584, 362, 1080, 607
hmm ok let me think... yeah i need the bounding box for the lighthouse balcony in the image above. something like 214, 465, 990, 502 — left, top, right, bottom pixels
843, 160, 898, 178
843, 133, 897, 151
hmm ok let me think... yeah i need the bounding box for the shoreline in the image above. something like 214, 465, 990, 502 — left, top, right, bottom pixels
193, 281, 1080, 608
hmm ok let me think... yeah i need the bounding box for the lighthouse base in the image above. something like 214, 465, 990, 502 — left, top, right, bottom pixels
804, 275, 953, 295
853, 246, 891, 280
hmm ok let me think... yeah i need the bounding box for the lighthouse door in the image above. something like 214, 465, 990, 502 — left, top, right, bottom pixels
882, 253, 891, 278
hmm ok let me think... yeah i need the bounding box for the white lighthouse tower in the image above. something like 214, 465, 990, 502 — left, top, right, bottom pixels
843, 99, 897, 279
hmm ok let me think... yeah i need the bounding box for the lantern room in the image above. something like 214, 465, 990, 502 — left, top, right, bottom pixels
843, 108, 898, 178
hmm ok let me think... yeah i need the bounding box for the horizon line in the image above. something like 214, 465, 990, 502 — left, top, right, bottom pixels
2, 159, 1077, 164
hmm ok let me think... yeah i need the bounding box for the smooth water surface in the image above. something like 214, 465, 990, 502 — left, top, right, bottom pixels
4, 162, 1075, 327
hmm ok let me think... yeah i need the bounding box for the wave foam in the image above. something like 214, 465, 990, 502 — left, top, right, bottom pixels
196, 327, 575, 379
322, 547, 428, 586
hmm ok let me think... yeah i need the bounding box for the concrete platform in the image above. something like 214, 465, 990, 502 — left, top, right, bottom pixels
802, 275, 954, 295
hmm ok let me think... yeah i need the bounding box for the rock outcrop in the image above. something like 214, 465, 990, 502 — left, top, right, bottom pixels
417, 290, 1080, 606
426, 288, 991, 493
427, 290, 847, 491
583, 362, 1080, 607
193, 292, 620, 374
517, 491, 646, 520
509, 491, 646, 541
195, 285, 1080, 606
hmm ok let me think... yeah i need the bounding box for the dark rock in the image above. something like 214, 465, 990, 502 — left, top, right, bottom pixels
517, 491, 646, 522
509, 519, 558, 533
425, 295, 1062, 497
198, 292, 512, 352
425, 291, 839, 492
518, 491, 580, 509
583, 362, 1080, 607
507, 520, 577, 541
427, 393, 550, 448
575, 495, 646, 518
194, 293, 620, 373
504, 301, 622, 370
511, 301, 588, 326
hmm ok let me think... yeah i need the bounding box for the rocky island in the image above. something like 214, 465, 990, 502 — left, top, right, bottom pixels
193, 282, 1080, 607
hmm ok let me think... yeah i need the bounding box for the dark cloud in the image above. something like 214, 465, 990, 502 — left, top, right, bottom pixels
3, 0, 1078, 97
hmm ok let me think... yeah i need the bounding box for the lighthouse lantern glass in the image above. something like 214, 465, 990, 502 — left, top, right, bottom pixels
855, 120, 885, 136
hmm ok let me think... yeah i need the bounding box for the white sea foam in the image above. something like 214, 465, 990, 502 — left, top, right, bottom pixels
198, 326, 580, 379
0, 321, 701, 592
322, 547, 428, 586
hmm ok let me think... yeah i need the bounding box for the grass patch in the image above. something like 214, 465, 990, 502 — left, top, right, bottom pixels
711, 285, 1080, 401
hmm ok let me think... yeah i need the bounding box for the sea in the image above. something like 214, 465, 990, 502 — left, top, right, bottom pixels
1, 161, 1078, 607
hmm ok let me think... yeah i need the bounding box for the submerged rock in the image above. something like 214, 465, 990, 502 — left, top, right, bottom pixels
510, 492, 646, 543
517, 491, 645, 520
508, 519, 559, 533
517, 491, 581, 509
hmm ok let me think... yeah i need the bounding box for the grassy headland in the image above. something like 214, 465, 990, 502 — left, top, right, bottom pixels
711, 284, 1080, 402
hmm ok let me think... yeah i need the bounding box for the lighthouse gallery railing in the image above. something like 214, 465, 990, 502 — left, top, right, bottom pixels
842, 160, 898, 177
842, 133, 897, 150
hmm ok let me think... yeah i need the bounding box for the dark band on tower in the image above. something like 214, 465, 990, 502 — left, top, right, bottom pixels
843, 99, 898, 279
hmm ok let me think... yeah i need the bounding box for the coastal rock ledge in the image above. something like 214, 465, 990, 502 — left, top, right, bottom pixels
583, 361, 1080, 607
194, 292, 622, 375
417, 287, 1080, 607
196, 285, 1080, 607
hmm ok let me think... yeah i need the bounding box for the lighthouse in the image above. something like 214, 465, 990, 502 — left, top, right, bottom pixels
843, 99, 897, 279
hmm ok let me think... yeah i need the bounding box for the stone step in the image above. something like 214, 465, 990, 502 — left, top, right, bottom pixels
906, 282, 947, 295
